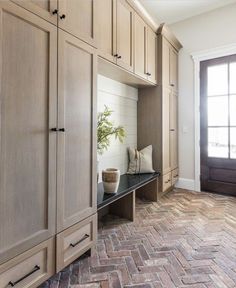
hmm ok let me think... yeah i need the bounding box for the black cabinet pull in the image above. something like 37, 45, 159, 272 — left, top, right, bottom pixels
8, 265, 40, 287
117, 55, 122, 59
170, 129, 175, 131
50, 128, 58, 132
59, 128, 65, 132
60, 14, 66, 19
70, 234, 89, 248
114, 54, 118, 57
170, 83, 175, 87
52, 9, 58, 15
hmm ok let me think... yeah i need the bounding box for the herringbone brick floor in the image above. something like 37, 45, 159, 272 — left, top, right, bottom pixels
41, 188, 236, 288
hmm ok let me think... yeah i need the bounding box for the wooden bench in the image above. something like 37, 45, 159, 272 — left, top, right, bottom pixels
97, 172, 160, 221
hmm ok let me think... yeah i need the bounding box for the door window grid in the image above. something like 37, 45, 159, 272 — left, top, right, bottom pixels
207, 62, 236, 159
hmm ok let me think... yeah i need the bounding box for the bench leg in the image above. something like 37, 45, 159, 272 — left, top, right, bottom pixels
136, 179, 159, 202
109, 191, 135, 221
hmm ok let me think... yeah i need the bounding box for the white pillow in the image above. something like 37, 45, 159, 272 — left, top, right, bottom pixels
127, 145, 155, 174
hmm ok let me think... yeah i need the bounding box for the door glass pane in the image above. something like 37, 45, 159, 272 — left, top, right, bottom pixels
230, 95, 236, 126
208, 96, 228, 126
208, 64, 228, 96
230, 128, 236, 159
230, 62, 236, 94
208, 128, 228, 158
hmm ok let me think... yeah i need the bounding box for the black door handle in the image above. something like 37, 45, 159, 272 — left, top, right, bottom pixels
8, 265, 40, 287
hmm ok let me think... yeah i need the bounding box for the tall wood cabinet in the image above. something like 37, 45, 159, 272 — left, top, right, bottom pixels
0, 0, 97, 285
0, 1, 57, 265
138, 24, 182, 197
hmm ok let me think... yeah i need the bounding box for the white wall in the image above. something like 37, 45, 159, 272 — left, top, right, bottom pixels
97, 75, 138, 181
170, 3, 236, 189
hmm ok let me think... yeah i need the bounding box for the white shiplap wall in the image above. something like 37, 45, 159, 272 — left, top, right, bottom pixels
97, 75, 138, 181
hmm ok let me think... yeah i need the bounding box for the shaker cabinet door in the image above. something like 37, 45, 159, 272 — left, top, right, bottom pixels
57, 30, 97, 232
147, 28, 157, 84
11, 0, 58, 24
0, 1, 57, 264
116, 0, 134, 72
58, 0, 97, 47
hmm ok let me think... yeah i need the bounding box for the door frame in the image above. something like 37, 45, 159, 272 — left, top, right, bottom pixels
192, 44, 236, 192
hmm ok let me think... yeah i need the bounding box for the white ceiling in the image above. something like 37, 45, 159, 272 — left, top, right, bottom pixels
139, 0, 236, 24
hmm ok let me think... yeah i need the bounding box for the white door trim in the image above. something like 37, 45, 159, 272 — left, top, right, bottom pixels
191, 44, 236, 192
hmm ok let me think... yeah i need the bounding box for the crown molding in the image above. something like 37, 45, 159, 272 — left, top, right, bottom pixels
157, 23, 183, 51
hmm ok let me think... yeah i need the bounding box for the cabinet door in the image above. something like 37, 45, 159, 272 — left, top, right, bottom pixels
116, 0, 133, 72
147, 27, 157, 84
162, 88, 172, 174
162, 37, 170, 87
57, 31, 97, 232
170, 47, 178, 92
0, 2, 57, 264
11, 0, 57, 25
58, 0, 97, 47
170, 91, 178, 170
134, 13, 147, 79
97, 0, 116, 63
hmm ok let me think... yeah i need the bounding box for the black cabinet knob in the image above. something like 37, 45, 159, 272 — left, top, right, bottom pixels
52, 9, 58, 15
117, 55, 122, 59
50, 128, 58, 132
59, 128, 65, 132
60, 14, 66, 19
114, 54, 118, 57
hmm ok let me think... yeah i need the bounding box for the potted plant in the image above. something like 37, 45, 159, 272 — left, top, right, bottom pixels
97, 106, 125, 191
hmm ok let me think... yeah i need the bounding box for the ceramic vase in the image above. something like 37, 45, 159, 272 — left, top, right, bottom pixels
102, 168, 120, 193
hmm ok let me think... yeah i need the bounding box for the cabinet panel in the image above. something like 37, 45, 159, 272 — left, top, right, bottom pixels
57, 31, 97, 232
116, 0, 133, 71
11, 0, 57, 24
171, 168, 179, 186
147, 28, 157, 84
162, 173, 172, 192
162, 88, 171, 174
56, 214, 97, 272
0, 1, 57, 264
170, 91, 178, 170
97, 0, 116, 63
170, 47, 178, 92
162, 37, 170, 87
58, 0, 97, 47
0, 238, 55, 288
134, 13, 147, 79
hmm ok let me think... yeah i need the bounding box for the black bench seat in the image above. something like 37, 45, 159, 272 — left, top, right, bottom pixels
97, 172, 160, 220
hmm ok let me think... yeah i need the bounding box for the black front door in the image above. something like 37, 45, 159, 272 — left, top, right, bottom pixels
200, 54, 236, 196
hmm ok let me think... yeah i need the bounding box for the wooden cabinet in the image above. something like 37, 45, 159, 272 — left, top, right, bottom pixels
116, 0, 134, 72
57, 30, 97, 232
58, 0, 97, 47
134, 14, 157, 84
138, 24, 182, 197
11, 0, 58, 24
134, 13, 147, 79
56, 214, 97, 272
147, 28, 157, 84
0, 1, 57, 264
97, 0, 116, 63
0, 238, 55, 288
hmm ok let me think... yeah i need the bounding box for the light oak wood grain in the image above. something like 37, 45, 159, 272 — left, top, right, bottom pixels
0, 1, 57, 264
11, 0, 57, 25
57, 30, 97, 232
58, 0, 97, 47
56, 214, 97, 272
0, 238, 55, 288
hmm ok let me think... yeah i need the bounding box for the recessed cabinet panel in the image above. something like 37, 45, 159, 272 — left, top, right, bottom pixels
170, 47, 178, 92
147, 28, 157, 84
58, 0, 97, 47
97, 0, 116, 63
162, 88, 171, 174
57, 31, 97, 232
11, 0, 57, 24
0, 1, 57, 264
134, 13, 147, 79
116, 0, 133, 72
170, 91, 178, 170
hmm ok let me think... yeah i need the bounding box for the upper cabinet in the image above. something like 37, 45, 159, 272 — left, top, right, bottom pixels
11, 0, 58, 24
116, 0, 134, 72
58, 0, 97, 47
147, 27, 157, 84
97, 0, 116, 63
162, 36, 179, 91
134, 14, 157, 84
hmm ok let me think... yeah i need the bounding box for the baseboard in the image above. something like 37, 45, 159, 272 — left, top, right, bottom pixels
175, 178, 195, 191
